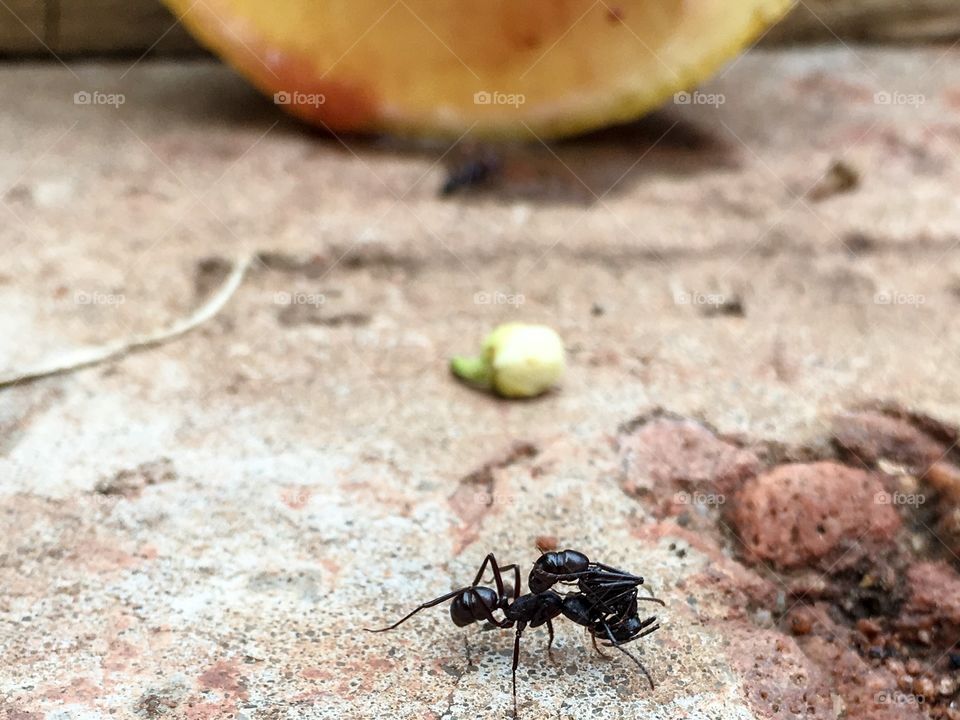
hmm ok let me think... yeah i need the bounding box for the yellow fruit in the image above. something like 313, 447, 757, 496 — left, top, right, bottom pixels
452, 323, 565, 398
163, 0, 791, 137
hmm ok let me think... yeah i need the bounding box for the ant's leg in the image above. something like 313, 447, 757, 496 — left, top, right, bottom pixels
595, 586, 638, 618
494, 563, 521, 601
365, 587, 469, 632
636, 595, 666, 606
600, 617, 661, 647
597, 592, 662, 625
601, 623, 655, 691
471, 554, 520, 600
582, 568, 644, 599
587, 578, 663, 606
584, 587, 663, 627
546, 618, 555, 661
509, 563, 521, 601
577, 587, 634, 622
511, 623, 526, 718
597, 584, 663, 609
635, 623, 661, 640
471, 554, 498, 587
636, 615, 658, 630
591, 633, 611, 659
589, 563, 644, 587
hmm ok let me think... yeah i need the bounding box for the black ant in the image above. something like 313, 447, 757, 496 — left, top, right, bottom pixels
366, 551, 663, 716
530, 549, 664, 681
529, 549, 647, 599
530, 549, 663, 620
439, 152, 501, 196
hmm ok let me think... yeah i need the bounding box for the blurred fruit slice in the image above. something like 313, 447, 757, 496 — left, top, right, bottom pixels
163, 0, 791, 138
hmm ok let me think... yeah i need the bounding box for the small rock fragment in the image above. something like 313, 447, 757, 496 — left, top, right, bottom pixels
808, 159, 860, 202
787, 607, 815, 636
535, 535, 558, 552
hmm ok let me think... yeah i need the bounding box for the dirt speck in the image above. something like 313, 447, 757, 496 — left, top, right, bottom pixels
95, 458, 176, 498
198, 660, 247, 697
808, 160, 860, 202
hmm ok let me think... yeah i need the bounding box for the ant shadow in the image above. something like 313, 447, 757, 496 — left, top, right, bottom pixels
362, 112, 741, 206
122, 61, 740, 207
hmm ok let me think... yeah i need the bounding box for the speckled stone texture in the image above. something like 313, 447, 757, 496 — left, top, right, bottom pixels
3, 47, 960, 719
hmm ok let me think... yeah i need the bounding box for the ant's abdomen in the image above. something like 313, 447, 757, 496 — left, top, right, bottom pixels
528, 549, 590, 593
450, 586, 500, 627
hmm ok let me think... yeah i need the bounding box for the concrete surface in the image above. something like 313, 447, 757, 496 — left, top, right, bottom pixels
2, 47, 960, 719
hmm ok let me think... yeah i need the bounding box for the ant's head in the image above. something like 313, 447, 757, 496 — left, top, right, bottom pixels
607, 612, 660, 643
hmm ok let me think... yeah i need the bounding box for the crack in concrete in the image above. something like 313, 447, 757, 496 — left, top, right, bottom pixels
449, 442, 540, 556
437, 637, 476, 720
243, 235, 960, 281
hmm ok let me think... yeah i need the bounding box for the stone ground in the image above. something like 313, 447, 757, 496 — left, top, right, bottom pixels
2, 47, 960, 719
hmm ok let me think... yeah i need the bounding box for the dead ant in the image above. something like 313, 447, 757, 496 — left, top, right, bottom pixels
366, 551, 663, 716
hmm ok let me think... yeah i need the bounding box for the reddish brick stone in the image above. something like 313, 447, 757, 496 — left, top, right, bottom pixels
780, 605, 924, 719
833, 411, 948, 471
730, 462, 901, 571
923, 463, 960, 558
800, 636, 924, 719
898, 562, 960, 646
618, 417, 760, 499
723, 624, 834, 718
